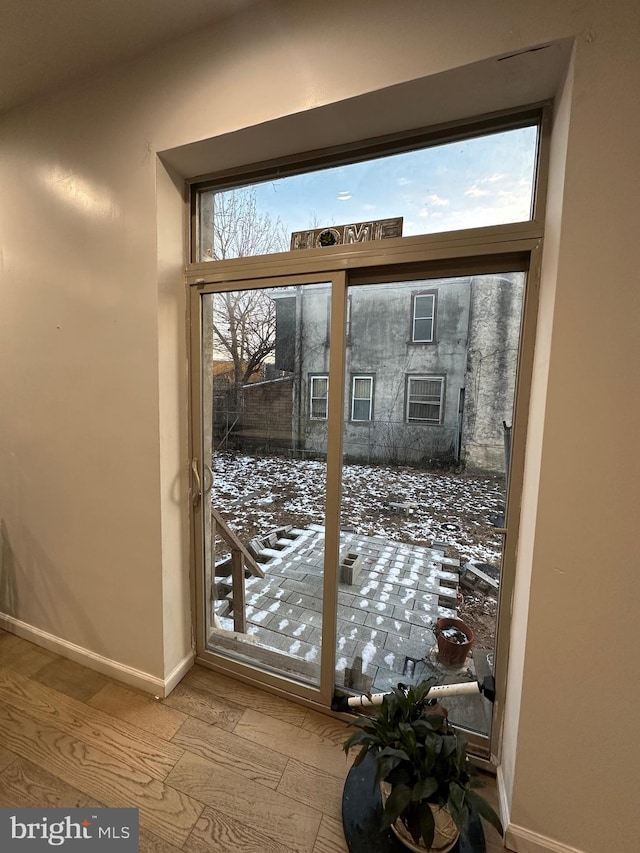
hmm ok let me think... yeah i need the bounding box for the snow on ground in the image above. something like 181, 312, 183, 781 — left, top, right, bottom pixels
212, 453, 505, 566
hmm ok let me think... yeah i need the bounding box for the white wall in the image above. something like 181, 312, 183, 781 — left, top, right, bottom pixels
0, 1, 638, 850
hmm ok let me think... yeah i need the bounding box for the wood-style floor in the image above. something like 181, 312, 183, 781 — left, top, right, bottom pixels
0, 628, 504, 852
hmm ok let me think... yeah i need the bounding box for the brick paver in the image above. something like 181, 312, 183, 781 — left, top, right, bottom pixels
226, 527, 458, 691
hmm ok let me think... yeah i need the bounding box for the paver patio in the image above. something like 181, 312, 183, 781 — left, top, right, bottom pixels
210, 524, 493, 733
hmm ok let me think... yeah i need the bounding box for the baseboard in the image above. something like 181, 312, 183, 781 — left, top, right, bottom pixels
496, 767, 585, 853
0, 613, 193, 697
504, 824, 585, 853
163, 649, 195, 696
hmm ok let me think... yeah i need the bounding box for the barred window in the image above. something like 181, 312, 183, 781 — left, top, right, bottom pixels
310, 375, 329, 419
406, 376, 444, 423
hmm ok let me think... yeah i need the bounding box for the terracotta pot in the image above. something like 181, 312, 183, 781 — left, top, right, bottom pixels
435, 617, 474, 667
380, 781, 459, 852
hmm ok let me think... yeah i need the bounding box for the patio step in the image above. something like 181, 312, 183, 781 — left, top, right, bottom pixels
213, 579, 244, 622
460, 563, 499, 594
214, 559, 257, 579
247, 526, 298, 563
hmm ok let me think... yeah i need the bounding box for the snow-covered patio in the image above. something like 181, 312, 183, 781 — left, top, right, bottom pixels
211, 522, 493, 734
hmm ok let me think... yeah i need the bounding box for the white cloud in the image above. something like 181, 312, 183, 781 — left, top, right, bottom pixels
397, 177, 412, 186
427, 193, 449, 207
465, 185, 489, 198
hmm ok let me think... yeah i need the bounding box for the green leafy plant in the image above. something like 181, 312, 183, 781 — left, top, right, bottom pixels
343, 679, 503, 849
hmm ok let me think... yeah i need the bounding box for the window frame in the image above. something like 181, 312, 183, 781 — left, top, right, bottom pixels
189, 107, 545, 266
309, 374, 329, 420
186, 104, 552, 764
350, 374, 374, 422
406, 375, 445, 424
410, 290, 437, 343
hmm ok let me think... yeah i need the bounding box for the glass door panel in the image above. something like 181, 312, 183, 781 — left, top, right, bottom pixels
201, 282, 332, 688
335, 272, 525, 737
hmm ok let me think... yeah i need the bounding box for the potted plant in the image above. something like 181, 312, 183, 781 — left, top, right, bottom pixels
433, 618, 474, 667
343, 679, 502, 852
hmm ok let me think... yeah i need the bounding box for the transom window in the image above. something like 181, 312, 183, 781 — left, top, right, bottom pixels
310, 375, 329, 419
412, 292, 436, 342
406, 376, 444, 423
351, 375, 373, 421
193, 121, 539, 263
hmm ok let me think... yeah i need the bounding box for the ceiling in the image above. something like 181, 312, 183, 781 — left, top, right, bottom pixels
0, 0, 255, 115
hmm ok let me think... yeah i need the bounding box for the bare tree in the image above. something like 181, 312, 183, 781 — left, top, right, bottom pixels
203, 187, 289, 413
212, 290, 276, 392
201, 186, 288, 261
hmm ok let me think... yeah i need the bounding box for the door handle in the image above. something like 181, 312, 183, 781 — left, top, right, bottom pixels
191, 459, 202, 508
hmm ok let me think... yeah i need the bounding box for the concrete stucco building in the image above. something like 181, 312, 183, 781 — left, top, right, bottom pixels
0, 3, 638, 852
273, 274, 523, 472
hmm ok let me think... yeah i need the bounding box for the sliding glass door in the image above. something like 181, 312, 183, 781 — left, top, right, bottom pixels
190, 252, 533, 757
191, 274, 344, 704
334, 272, 526, 739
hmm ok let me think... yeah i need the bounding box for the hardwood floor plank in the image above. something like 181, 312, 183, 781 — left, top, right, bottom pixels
167, 751, 321, 853
485, 835, 506, 853
0, 745, 17, 772
0, 643, 504, 853
475, 772, 504, 850
184, 804, 298, 853
0, 699, 203, 847
234, 708, 348, 779
0, 633, 57, 677
302, 709, 350, 750
0, 756, 88, 808
184, 666, 307, 726
163, 681, 244, 731
31, 657, 111, 702
0, 667, 184, 781
313, 815, 349, 853
138, 830, 185, 853
278, 758, 345, 822
89, 682, 187, 741
84, 796, 191, 850
172, 715, 287, 790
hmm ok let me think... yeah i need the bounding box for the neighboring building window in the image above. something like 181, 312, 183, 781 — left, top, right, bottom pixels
351, 375, 373, 421
411, 292, 436, 342
406, 376, 444, 423
310, 375, 329, 419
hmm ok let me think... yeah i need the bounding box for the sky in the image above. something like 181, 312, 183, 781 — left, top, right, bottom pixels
207, 124, 538, 255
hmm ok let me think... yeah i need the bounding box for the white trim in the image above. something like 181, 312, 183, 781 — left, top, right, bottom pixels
496, 764, 512, 838
310, 374, 329, 419
351, 374, 373, 421
496, 765, 583, 853
504, 824, 587, 853
0, 613, 193, 698
412, 291, 435, 342
163, 651, 196, 697
497, 766, 585, 853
